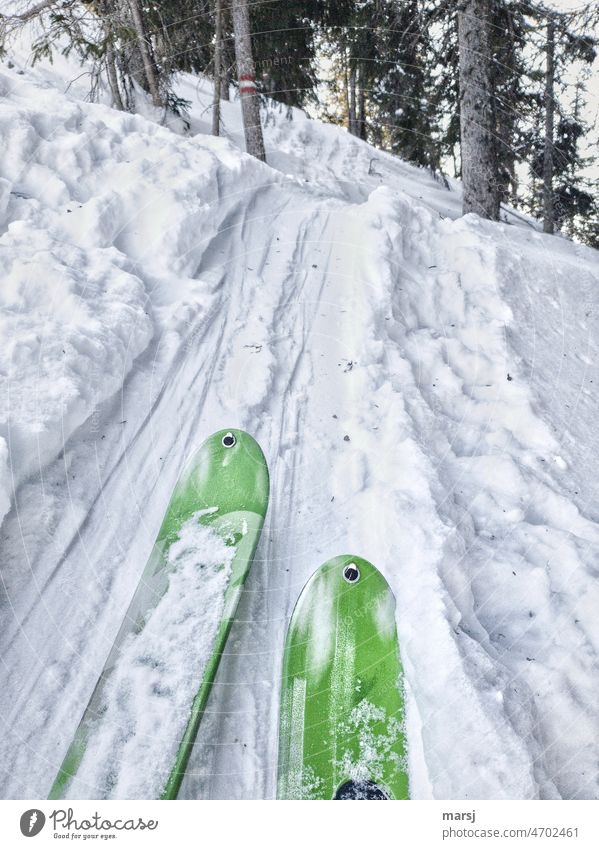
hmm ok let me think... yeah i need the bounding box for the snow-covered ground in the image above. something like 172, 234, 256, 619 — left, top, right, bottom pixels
1, 45, 599, 800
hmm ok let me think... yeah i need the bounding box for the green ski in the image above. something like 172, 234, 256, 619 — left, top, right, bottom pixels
277, 555, 409, 800
49, 428, 269, 800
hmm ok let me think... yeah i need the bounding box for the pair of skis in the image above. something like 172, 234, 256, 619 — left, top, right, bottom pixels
49, 430, 408, 801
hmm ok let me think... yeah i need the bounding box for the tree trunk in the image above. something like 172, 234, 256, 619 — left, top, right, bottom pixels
98, 0, 124, 110
212, 0, 223, 136
542, 17, 555, 235
231, 0, 266, 162
221, 9, 232, 102
221, 64, 231, 100
357, 64, 367, 140
508, 157, 518, 207
348, 64, 358, 136
128, 0, 162, 107
457, 0, 499, 220
105, 41, 124, 110
342, 36, 351, 130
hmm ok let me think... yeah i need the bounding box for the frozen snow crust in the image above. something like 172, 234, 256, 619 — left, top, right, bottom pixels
0, 45, 598, 799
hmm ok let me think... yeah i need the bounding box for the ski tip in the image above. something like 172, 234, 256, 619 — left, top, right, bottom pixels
287, 554, 398, 640
165, 429, 269, 529
305, 554, 392, 592
199, 427, 270, 490
204, 428, 267, 462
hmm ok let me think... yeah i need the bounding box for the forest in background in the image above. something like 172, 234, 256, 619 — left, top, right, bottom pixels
1, 0, 598, 246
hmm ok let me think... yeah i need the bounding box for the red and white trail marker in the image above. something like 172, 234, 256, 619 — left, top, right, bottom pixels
239, 73, 257, 95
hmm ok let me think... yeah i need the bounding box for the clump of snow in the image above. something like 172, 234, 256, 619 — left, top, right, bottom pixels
67, 514, 234, 799
0, 229, 152, 526
292, 764, 324, 802
338, 699, 406, 789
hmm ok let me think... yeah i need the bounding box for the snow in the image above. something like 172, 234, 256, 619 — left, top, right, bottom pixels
340, 700, 405, 788
0, 229, 152, 529
0, 42, 599, 801
67, 514, 234, 799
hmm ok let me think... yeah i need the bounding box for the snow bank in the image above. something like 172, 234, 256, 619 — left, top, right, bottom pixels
0, 63, 275, 528
345, 188, 599, 799
0, 229, 152, 523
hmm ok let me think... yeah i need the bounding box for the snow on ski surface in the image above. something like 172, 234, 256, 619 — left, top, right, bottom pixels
342, 700, 405, 788
67, 515, 234, 799
1, 41, 599, 801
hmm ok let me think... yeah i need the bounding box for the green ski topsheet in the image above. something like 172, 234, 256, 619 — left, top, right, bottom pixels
49, 429, 269, 800
277, 555, 409, 800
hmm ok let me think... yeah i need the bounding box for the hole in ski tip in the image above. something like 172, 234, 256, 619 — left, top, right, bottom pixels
343, 563, 360, 584
222, 432, 236, 448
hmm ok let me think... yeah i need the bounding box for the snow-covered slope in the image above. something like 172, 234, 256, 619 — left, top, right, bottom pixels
1, 52, 599, 800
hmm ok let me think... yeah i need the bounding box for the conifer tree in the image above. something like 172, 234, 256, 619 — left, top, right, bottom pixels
251, 0, 319, 108
374, 0, 443, 170
526, 4, 598, 240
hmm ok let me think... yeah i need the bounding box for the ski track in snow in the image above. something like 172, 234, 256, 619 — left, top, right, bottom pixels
1, 60, 599, 800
